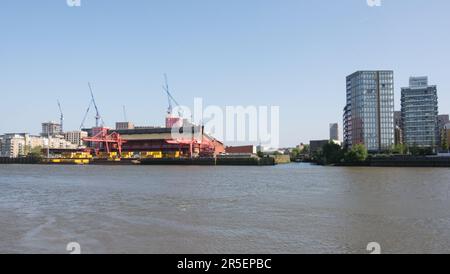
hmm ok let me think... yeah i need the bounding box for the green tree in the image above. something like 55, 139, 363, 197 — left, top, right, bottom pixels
300, 144, 310, 155
321, 142, 344, 165
392, 144, 407, 155
290, 147, 301, 159
344, 144, 368, 163
409, 144, 420, 156
257, 151, 264, 158
28, 146, 44, 159
409, 145, 434, 156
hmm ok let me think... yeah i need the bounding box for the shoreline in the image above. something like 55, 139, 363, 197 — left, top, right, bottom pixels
0, 156, 276, 166
335, 156, 450, 168
2, 156, 450, 167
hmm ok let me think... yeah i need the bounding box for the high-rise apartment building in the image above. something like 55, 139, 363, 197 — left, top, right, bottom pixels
329, 123, 339, 141
438, 115, 449, 130
115, 122, 135, 130
343, 71, 395, 151
0, 134, 26, 158
41, 121, 62, 137
0, 133, 78, 158
64, 131, 88, 147
401, 76, 439, 148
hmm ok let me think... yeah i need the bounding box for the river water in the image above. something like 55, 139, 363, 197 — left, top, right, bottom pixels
1, 164, 450, 254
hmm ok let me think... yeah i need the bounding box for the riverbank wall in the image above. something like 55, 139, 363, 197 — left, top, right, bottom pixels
1, 156, 275, 166
336, 156, 450, 167
370, 156, 450, 167
0, 157, 40, 164
140, 157, 275, 166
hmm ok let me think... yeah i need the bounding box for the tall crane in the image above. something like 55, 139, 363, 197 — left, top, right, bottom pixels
88, 82, 102, 128
80, 82, 104, 129
80, 99, 92, 130
163, 74, 182, 117
57, 100, 64, 133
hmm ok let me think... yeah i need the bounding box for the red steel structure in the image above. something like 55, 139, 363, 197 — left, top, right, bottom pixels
165, 137, 218, 157
83, 128, 126, 156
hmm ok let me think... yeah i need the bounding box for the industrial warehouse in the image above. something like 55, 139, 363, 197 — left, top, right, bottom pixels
0, 77, 275, 166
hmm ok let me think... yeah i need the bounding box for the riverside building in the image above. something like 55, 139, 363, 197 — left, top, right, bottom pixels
343, 71, 395, 152
401, 76, 439, 149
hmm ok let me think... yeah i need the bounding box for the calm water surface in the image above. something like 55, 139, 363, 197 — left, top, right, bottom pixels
1, 164, 450, 254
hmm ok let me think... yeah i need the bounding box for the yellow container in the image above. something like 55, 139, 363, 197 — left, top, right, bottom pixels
140, 151, 163, 159
98, 152, 118, 159
121, 152, 134, 159
74, 159, 89, 165
163, 151, 181, 158
59, 152, 92, 160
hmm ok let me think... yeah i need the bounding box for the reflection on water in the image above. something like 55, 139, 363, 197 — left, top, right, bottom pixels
1, 164, 450, 254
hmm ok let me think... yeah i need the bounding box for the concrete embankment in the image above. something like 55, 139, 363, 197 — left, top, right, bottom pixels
140, 157, 275, 166
0, 157, 40, 164
337, 156, 450, 167
1, 156, 275, 166
369, 156, 450, 167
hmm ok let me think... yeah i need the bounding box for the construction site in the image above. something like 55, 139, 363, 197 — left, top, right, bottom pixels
38, 76, 274, 166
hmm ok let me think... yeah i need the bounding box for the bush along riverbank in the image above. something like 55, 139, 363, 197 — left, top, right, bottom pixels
312, 143, 368, 166
312, 142, 450, 167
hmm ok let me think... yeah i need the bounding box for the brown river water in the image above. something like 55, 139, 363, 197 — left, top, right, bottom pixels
1, 163, 450, 254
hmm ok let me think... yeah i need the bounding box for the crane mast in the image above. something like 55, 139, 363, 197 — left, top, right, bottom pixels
79, 82, 104, 129
163, 74, 182, 117
88, 82, 102, 128
57, 100, 64, 134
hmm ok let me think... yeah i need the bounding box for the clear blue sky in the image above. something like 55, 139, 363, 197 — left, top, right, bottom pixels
1, 0, 449, 147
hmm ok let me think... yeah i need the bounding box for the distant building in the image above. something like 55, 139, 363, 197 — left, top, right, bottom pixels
41, 121, 62, 137
225, 145, 257, 154
165, 114, 183, 128
394, 111, 402, 128
343, 71, 395, 152
64, 131, 88, 147
297, 143, 305, 152
0, 134, 26, 158
438, 115, 449, 129
329, 123, 339, 141
394, 126, 403, 146
445, 123, 450, 149
0, 133, 77, 158
438, 115, 450, 148
401, 77, 439, 148
46, 136, 78, 150
309, 140, 330, 156
115, 122, 135, 130
394, 111, 403, 145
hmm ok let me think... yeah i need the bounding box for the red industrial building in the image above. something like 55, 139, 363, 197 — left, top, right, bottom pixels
110, 125, 225, 158
81, 79, 226, 159
225, 145, 257, 154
